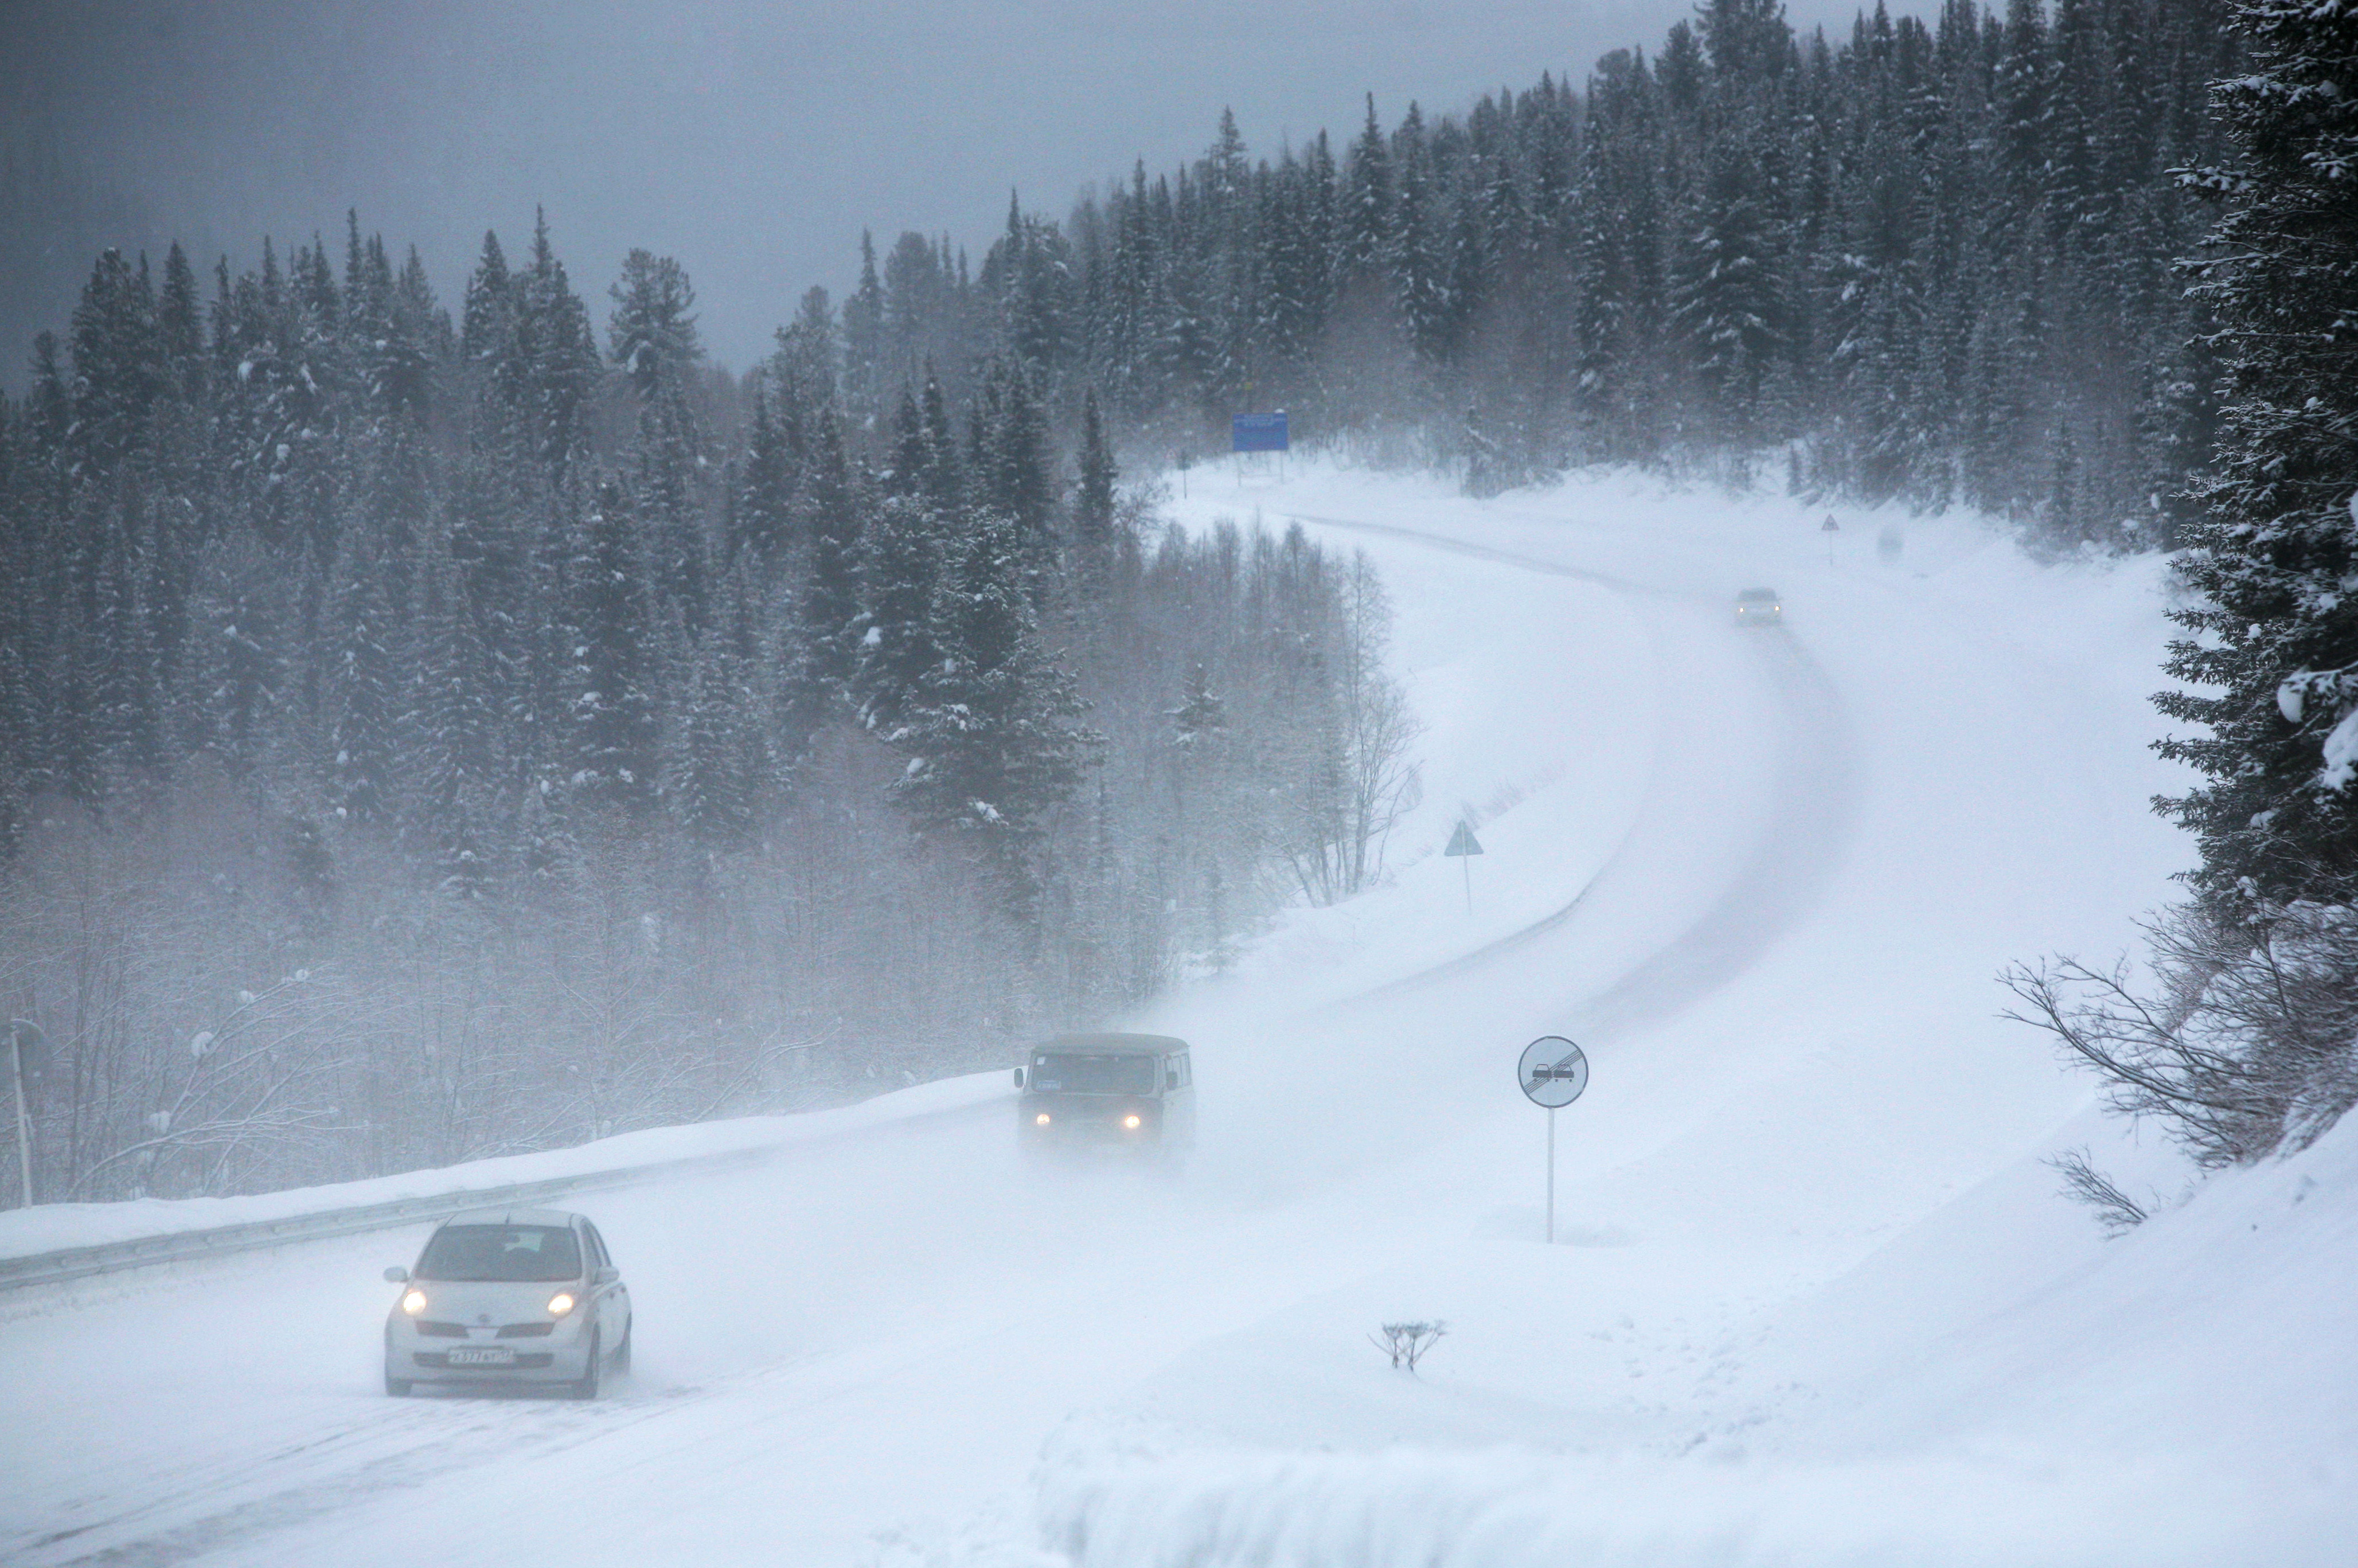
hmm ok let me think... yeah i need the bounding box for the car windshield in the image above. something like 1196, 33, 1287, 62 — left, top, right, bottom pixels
415, 1225, 583, 1282
1029, 1053, 1158, 1094
1740, 589, 1778, 601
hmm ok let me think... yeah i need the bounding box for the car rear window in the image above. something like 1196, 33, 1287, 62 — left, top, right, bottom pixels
415, 1225, 583, 1282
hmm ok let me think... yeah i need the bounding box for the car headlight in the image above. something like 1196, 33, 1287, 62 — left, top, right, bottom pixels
1122, 1114, 1142, 1130
1034, 1112, 1051, 1126
547, 1292, 576, 1317
401, 1289, 428, 1315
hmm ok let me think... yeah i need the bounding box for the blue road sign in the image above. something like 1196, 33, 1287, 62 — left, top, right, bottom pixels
1232, 412, 1289, 452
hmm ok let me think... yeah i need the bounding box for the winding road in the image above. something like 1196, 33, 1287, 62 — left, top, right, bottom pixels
0, 486, 1981, 1568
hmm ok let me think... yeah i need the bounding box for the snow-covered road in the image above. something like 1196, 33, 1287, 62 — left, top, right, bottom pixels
7, 466, 2350, 1567
1313, 510, 1857, 1040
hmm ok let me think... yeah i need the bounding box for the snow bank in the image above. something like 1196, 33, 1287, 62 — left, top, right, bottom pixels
960, 1092, 2358, 1568
1018, 1440, 2329, 1568
0, 1069, 1010, 1261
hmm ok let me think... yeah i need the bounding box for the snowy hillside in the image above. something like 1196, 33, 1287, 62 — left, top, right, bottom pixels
3, 463, 2349, 1568
901, 463, 2353, 1567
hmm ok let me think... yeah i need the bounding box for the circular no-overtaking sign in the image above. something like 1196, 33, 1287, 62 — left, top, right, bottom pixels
1518, 1036, 1588, 1108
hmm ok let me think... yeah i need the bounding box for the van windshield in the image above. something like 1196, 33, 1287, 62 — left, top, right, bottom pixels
415, 1225, 583, 1282
1030, 1053, 1157, 1094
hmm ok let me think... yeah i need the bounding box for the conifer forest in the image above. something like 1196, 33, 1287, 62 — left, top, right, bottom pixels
2, 0, 2333, 1199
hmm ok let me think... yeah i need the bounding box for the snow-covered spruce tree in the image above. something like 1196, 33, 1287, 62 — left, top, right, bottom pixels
327, 564, 400, 826
849, 488, 948, 746
564, 478, 661, 809
885, 506, 1097, 914
0, 398, 36, 853
520, 222, 605, 473
732, 382, 794, 564
1669, 140, 1785, 455
1072, 388, 1117, 556
841, 231, 887, 425
778, 405, 862, 753
661, 618, 757, 851
968, 358, 1053, 550
609, 249, 710, 634
2159, 0, 2358, 912
2013, 0, 2358, 1168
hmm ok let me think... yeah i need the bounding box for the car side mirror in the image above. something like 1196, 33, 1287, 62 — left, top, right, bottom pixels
1166, 1068, 1180, 1090
1012, 1066, 1025, 1088
593, 1265, 619, 1285
384, 1265, 409, 1283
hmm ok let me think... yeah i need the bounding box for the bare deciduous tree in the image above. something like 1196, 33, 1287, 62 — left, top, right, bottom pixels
1278, 547, 1423, 906
2004, 900, 2358, 1167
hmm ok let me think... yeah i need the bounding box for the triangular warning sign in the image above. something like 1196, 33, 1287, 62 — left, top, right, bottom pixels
1444, 822, 1483, 857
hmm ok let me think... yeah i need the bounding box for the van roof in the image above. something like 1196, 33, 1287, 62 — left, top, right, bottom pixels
1035, 1033, 1188, 1055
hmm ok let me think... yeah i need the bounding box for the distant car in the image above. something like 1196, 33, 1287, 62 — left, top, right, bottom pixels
1734, 586, 1783, 625
382, 1207, 631, 1398
1016, 1033, 1195, 1162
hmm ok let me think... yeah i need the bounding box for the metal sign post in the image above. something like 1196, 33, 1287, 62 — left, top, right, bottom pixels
1821, 513, 1840, 566
1443, 821, 1483, 913
1517, 1036, 1588, 1244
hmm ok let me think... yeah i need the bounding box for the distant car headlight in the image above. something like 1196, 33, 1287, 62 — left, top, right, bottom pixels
1122, 1114, 1142, 1130
1034, 1112, 1051, 1126
401, 1289, 428, 1315
547, 1292, 576, 1317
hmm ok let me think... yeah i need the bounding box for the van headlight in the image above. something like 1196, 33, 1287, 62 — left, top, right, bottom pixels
1034, 1112, 1051, 1127
401, 1289, 428, 1315
547, 1292, 576, 1317
1123, 1114, 1142, 1130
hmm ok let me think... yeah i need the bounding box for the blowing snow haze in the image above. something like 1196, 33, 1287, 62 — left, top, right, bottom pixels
10, 0, 2358, 1561
0, 0, 1861, 386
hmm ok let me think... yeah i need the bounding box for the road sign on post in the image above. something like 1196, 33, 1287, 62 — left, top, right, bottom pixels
1517, 1035, 1588, 1244
1443, 821, 1483, 912
1821, 513, 1840, 565
1231, 412, 1289, 452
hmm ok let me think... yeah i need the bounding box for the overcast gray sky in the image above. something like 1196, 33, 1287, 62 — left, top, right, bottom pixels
2, 0, 1869, 378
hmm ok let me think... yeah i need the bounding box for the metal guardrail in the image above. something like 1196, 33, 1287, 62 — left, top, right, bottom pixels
0, 1086, 1010, 1295
0, 1136, 794, 1295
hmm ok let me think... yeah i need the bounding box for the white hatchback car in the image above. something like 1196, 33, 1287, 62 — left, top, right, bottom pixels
382, 1207, 632, 1398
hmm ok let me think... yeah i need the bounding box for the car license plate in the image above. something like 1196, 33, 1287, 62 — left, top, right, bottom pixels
446, 1346, 515, 1366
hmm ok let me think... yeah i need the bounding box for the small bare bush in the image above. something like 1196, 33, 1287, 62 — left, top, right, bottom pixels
2044, 1147, 2150, 1236
1370, 1320, 1448, 1372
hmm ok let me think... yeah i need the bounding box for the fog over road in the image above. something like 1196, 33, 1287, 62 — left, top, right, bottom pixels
3, 467, 2244, 1566
1299, 511, 1856, 1037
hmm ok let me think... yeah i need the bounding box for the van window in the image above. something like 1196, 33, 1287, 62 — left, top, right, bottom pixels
1029, 1053, 1157, 1094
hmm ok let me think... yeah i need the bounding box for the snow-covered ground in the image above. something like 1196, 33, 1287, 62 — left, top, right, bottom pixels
4, 461, 2351, 1567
